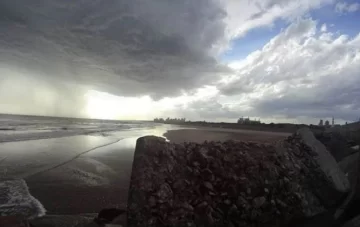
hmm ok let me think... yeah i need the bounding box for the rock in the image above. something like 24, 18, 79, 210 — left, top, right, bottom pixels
204, 182, 214, 191
276, 199, 288, 208
127, 134, 350, 227
236, 196, 248, 208
246, 188, 252, 195
228, 204, 239, 216
253, 197, 266, 208
180, 202, 194, 211
336, 152, 360, 219
196, 201, 208, 210
342, 214, 360, 227
297, 128, 350, 207
149, 196, 156, 207
201, 168, 214, 181
351, 145, 360, 151
314, 131, 356, 161
339, 152, 360, 195
172, 179, 186, 191
156, 183, 173, 201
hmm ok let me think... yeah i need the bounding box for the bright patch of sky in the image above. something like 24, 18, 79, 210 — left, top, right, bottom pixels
221, 19, 287, 62
309, 1, 360, 37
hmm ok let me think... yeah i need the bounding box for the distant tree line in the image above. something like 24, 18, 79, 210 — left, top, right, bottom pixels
154, 117, 186, 123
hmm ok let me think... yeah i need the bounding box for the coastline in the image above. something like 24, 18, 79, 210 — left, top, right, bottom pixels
0, 118, 291, 217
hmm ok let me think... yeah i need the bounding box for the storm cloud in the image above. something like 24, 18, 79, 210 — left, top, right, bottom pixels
0, 0, 229, 99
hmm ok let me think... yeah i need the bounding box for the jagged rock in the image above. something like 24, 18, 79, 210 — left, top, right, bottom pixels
335, 152, 360, 219
342, 215, 360, 227
339, 152, 360, 198
314, 131, 356, 162
296, 128, 350, 207
253, 197, 266, 208
127, 129, 350, 227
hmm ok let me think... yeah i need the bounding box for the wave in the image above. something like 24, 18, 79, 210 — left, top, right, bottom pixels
0, 179, 46, 219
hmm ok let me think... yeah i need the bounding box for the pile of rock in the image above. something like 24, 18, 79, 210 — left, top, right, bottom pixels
127, 128, 350, 227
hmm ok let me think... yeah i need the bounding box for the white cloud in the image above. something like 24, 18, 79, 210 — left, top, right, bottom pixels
321, 23, 327, 32
222, 0, 334, 37
201, 0, 336, 54
214, 18, 360, 123
335, 2, 360, 13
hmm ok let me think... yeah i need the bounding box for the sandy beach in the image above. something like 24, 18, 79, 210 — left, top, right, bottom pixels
164, 127, 291, 144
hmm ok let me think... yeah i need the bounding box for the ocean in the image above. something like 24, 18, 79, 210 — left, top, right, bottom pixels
0, 114, 159, 142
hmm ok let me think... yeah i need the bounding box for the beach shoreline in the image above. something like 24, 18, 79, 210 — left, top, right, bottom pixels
0, 116, 292, 217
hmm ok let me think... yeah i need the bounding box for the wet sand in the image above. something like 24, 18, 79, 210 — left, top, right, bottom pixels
164, 127, 291, 144
26, 137, 137, 214
0, 126, 180, 215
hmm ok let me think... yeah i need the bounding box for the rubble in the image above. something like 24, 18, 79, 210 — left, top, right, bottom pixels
127, 129, 350, 227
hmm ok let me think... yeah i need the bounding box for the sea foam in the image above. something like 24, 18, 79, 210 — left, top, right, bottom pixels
0, 179, 46, 218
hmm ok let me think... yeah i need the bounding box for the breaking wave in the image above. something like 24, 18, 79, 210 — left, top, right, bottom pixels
0, 179, 46, 218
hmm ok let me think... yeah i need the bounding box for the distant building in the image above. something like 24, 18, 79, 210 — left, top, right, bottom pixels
319, 119, 323, 126
332, 117, 334, 126
325, 120, 330, 127
237, 117, 261, 125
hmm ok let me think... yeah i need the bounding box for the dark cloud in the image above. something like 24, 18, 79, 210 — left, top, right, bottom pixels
0, 0, 229, 99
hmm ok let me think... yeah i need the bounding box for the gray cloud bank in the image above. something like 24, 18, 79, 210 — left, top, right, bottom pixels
0, 0, 229, 99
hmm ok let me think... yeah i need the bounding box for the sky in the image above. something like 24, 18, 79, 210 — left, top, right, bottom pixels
0, 0, 359, 124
